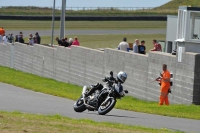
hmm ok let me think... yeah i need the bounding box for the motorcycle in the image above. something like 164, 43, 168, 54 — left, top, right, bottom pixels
73, 71, 128, 115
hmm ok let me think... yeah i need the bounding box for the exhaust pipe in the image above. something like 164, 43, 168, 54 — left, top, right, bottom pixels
82, 86, 95, 109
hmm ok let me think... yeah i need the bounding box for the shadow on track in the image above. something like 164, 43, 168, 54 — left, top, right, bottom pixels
83, 112, 138, 119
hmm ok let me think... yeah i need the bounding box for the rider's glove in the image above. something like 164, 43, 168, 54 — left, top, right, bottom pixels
102, 77, 108, 82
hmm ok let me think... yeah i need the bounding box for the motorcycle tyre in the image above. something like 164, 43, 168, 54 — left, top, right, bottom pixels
73, 96, 86, 112
98, 98, 116, 115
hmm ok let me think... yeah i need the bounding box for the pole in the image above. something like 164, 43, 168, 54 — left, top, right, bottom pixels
51, 0, 56, 47
60, 0, 66, 39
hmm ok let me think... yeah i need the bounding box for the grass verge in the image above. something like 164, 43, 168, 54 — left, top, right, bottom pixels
0, 111, 181, 133
0, 66, 200, 120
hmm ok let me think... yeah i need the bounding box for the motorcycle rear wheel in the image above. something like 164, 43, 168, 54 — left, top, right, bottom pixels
73, 96, 86, 112
98, 98, 116, 115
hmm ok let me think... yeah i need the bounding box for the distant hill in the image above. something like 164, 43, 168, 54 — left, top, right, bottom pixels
157, 0, 200, 10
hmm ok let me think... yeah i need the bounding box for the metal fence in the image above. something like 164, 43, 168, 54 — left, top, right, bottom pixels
64, 7, 155, 11
0, 6, 155, 10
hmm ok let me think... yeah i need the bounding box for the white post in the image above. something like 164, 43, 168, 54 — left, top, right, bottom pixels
51, 0, 56, 47
60, 0, 66, 39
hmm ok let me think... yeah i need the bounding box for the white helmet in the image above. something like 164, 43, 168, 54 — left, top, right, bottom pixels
117, 71, 127, 83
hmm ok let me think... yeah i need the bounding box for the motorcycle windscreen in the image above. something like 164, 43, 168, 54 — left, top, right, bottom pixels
114, 84, 124, 96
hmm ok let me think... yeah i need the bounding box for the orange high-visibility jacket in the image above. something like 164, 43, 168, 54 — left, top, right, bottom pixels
160, 70, 170, 93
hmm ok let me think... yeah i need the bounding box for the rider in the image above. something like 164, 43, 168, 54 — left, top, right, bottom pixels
82, 71, 127, 98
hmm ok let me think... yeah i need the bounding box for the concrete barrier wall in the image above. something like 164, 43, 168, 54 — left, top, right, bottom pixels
0, 42, 199, 105
54, 46, 71, 83
0, 43, 12, 67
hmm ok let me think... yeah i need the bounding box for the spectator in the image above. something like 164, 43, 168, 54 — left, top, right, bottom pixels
28, 33, 34, 46
0, 27, 5, 36
2, 34, 7, 44
55, 37, 63, 46
133, 39, 139, 53
61, 38, 69, 47
68, 38, 73, 46
18, 34, 24, 43
72, 36, 80, 46
7, 33, 14, 43
150, 39, 162, 52
118, 37, 129, 52
138, 40, 146, 54
15, 35, 18, 42
33, 36, 37, 43
35, 32, 41, 44
0, 34, 2, 43
156, 64, 171, 105
18, 31, 23, 41
65, 37, 68, 43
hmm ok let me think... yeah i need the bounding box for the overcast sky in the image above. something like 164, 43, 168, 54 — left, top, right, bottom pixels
0, 0, 171, 8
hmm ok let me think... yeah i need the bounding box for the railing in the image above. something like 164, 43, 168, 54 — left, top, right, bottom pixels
0, 6, 155, 10
65, 7, 155, 11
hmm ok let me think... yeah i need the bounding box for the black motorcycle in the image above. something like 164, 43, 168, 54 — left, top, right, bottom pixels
73, 71, 128, 115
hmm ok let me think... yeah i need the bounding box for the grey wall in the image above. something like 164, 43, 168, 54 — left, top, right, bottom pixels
0, 43, 199, 105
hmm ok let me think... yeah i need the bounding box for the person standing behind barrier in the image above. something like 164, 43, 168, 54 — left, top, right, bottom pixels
0, 34, 2, 43
156, 64, 171, 105
55, 37, 62, 46
150, 39, 162, 51
68, 38, 73, 46
133, 39, 139, 53
2, 34, 7, 44
7, 33, 14, 43
72, 36, 80, 46
0, 27, 5, 36
18, 31, 23, 41
118, 37, 129, 52
61, 38, 69, 47
35, 32, 41, 44
15, 35, 18, 42
18, 34, 24, 43
28, 34, 34, 46
138, 40, 146, 54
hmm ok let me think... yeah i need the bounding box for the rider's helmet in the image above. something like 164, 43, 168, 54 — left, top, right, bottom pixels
117, 71, 127, 83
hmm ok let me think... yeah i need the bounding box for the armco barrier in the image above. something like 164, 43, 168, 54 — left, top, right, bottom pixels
0, 42, 199, 105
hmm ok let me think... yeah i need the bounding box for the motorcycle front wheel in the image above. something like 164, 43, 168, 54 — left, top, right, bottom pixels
73, 96, 86, 112
98, 97, 116, 115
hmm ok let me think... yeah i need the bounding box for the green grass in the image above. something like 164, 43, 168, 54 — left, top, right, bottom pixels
0, 20, 166, 30
157, 0, 200, 10
0, 6, 177, 16
24, 34, 166, 51
0, 66, 200, 120
0, 111, 180, 133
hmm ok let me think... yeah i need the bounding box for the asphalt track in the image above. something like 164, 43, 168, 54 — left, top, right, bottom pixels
6, 29, 166, 37
0, 82, 200, 133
